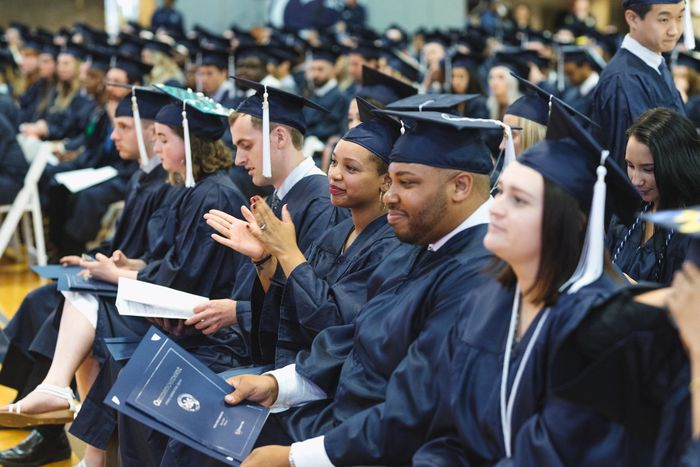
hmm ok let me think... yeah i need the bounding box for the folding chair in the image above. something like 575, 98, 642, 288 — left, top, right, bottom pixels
0, 146, 49, 266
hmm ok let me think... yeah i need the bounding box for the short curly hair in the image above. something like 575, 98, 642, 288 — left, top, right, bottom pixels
167, 126, 233, 185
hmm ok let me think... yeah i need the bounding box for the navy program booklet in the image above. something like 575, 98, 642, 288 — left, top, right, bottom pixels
105, 327, 269, 465
56, 273, 118, 297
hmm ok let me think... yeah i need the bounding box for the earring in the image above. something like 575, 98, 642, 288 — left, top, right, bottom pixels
379, 189, 386, 211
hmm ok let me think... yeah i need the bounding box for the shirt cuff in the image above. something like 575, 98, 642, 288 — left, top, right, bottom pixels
290, 436, 334, 467
265, 364, 327, 410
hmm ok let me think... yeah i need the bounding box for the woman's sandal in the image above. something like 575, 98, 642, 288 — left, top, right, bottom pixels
0, 383, 78, 427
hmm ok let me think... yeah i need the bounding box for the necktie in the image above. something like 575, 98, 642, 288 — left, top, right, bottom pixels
659, 60, 677, 95
270, 192, 282, 216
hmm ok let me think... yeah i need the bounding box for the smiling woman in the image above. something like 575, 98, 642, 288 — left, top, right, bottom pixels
607, 107, 700, 284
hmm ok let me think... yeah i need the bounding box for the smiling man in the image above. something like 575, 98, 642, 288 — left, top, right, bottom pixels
160, 111, 503, 467
590, 0, 688, 167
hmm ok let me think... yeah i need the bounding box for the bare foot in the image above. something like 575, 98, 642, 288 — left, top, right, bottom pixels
3, 388, 70, 414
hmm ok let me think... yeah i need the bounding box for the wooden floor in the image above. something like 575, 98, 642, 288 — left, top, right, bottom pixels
0, 253, 81, 466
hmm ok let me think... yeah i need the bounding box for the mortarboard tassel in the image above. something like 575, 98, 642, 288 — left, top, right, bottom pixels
685, 0, 696, 50
131, 89, 150, 167
181, 101, 196, 188
262, 85, 272, 178
440, 113, 515, 170
562, 150, 609, 293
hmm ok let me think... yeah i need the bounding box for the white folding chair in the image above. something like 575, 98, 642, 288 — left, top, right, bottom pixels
0, 145, 49, 266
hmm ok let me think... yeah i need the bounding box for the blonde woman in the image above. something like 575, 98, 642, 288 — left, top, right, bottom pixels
19, 45, 93, 141
142, 39, 185, 87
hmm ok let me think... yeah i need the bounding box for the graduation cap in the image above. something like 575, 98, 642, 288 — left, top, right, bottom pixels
624, 0, 695, 49
232, 76, 328, 178
674, 51, 700, 72
39, 41, 59, 59
114, 85, 173, 165
199, 46, 232, 73
358, 65, 417, 106
507, 73, 599, 128
8, 21, 29, 38
82, 45, 112, 72
110, 54, 152, 84
142, 38, 173, 56
374, 110, 504, 174
385, 93, 479, 113
59, 43, 85, 60
194, 26, 231, 50
450, 52, 481, 71
154, 83, 231, 187
561, 45, 606, 73
644, 206, 700, 265
382, 49, 423, 84
266, 45, 298, 65
519, 100, 640, 292
310, 45, 341, 64
349, 39, 383, 61
234, 44, 269, 62
117, 33, 144, 57
342, 97, 402, 164
490, 50, 530, 80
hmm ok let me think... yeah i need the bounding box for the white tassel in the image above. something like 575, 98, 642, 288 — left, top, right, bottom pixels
262, 85, 271, 178
562, 150, 609, 293
131, 90, 149, 167
182, 102, 195, 188
686, 0, 696, 50
502, 124, 516, 169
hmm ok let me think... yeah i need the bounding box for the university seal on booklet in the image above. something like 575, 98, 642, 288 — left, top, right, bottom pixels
177, 393, 200, 412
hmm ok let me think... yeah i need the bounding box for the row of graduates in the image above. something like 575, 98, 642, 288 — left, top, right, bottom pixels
0, 73, 700, 466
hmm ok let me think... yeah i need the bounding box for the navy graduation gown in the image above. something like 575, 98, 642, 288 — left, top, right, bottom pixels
303, 85, 348, 142
684, 440, 700, 467
0, 164, 176, 400
18, 78, 53, 125
42, 89, 94, 141
412, 275, 627, 466
275, 224, 492, 448
549, 285, 690, 467
240, 173, 348, 364
159, 223, 492, 467
590, 49, 686, 167
607, 213, 690, 285
562, 85, 593, 116
272, 214, 409, 367
67, 171, 251, 450
0, 111, 28, 204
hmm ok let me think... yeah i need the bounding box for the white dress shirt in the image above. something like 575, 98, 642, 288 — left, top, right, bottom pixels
621, 34, 663, 74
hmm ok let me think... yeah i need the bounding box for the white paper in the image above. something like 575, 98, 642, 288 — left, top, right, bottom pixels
116, 277, 209, 320
54, 166, 118, 193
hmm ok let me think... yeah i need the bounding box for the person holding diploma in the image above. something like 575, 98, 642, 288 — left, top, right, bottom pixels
0, 92, 247, 467
0, 88, 175, 466
162, 110, 505, 467
205, 97, 411, 369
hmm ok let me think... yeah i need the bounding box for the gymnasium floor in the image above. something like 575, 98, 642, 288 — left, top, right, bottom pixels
0, 254, 81, 465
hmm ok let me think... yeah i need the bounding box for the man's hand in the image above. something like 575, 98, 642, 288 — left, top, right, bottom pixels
225, 374, 279, 407
79, 253, 121, 283
59, 255, 82, 266
241, 446, 291, 467
184, 299, 237, 335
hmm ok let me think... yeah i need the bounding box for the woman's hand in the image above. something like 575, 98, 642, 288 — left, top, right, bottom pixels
668, 262, 700, 358
205, 209, 267, 261
79, 253, 121, 283
184, 299, 237, 335
59, 255, 82, 266
249, 199, 306, 276
111, 250, 146, 271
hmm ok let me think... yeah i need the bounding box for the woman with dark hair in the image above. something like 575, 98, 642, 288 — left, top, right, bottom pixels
0, 97, 248, 466
203, 97, 411, 370
607, 108, 700, 285
412, 102, 639, 465
450, 52, 489, 119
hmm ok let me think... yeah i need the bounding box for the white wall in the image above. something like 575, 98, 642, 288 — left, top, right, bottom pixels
173, 0, 466, 33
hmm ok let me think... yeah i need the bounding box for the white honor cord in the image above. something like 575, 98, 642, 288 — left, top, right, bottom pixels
440, 113, 515, 168
500, 285, 551, 458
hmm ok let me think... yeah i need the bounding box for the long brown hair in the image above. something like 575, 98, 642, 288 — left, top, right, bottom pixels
168, 126, 233, 185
